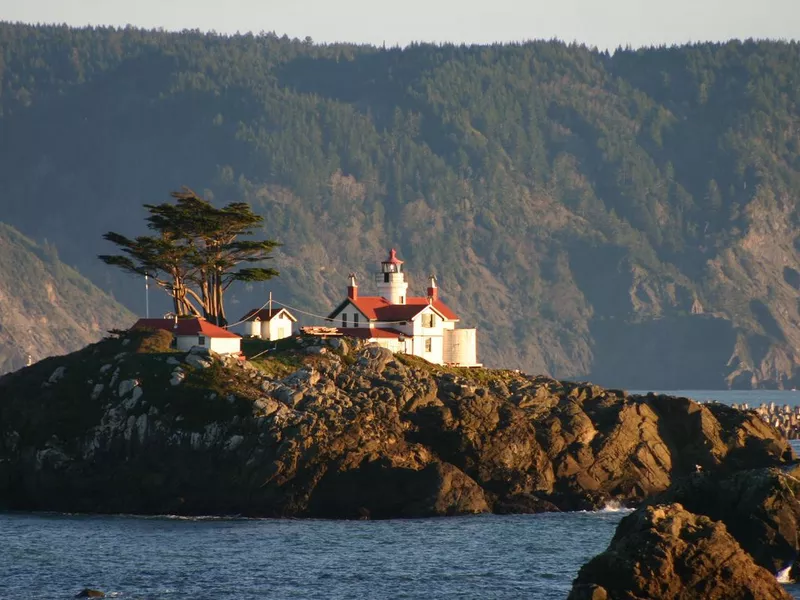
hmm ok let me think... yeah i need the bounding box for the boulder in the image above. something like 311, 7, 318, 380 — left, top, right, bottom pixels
185, 353, 212, 369
75, 589, 105, 598
652, 466, 800, 574
568, 503, 792, 600
307, 458, 489, 519
48, 366, 66, 384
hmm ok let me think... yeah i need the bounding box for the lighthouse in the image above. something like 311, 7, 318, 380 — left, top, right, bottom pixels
327, 247, 480, 367
376, 248, 408, 305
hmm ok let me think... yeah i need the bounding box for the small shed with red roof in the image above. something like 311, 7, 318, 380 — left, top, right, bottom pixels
132, 317, 242, 355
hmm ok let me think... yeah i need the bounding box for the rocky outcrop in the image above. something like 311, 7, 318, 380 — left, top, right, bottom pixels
651, 466, 800, 575
0, 333, 794, 517
568, 503, 793, 600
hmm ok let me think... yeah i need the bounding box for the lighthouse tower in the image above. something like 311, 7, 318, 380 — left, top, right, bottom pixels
376, 248, 408, 304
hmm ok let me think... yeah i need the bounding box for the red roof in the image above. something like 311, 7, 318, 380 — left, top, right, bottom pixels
338, 327, 405, 339
383, 248, 404, 265
132, 318, 240, 339
342, 296, 459, 322
239, 308, 297, 322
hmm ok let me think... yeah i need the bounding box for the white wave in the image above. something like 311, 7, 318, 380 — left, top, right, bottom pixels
776, 565, 794, 583
600, 500, 632, 513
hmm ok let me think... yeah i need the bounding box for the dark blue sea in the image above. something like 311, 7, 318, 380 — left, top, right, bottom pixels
3, 391, 800, 600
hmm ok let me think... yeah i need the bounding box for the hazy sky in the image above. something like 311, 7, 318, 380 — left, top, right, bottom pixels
2, 0, 798, 50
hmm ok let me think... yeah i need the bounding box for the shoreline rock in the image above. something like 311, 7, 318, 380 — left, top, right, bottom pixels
568, 503, 793, 600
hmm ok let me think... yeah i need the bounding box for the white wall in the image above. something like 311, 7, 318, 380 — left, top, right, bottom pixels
246, 320, 261, 337
209, 337, 242, 355
175, 335, 241, 355
233, 320, 261, 337
266, 314, 293, 340
409, 307, 449, 364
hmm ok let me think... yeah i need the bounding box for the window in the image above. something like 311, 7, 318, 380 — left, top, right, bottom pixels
341, 314, 348, 328
354, 314, 359, 327
384, 273, 390, 283
425, 338, 432, 353
422, 313, 436, 328
399, 296, 405, 304
198, 335, 206, 346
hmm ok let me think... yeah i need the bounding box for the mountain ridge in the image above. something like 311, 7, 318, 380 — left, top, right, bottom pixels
1, 24, 798, 387
0, 222, 134, 374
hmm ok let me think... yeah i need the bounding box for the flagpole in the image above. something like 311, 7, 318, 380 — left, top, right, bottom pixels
145, 274, 150, 318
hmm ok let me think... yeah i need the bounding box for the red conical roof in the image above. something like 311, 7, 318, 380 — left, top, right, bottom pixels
383, 248, 404, 265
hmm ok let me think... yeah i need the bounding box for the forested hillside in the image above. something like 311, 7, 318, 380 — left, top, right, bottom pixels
1, 23, 798, 388
0, 222, 134, 374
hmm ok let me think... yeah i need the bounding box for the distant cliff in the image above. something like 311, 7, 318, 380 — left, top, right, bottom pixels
0, 332, 791, 517
1, 24, 799, 387
0, 222, 134, 375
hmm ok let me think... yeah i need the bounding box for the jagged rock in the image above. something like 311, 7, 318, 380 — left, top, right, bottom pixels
117, 379, 139, 398
48, 366, 66, 384
651, 466, 800, 574
170, 369, 185, 386
0, 334, 794, 518
282, 368, 320, 387
328, 338, 348, 354
308, 459, 489, 518
568, 503, 792, 600
185, 353, 213, 369
356, 345, 394, 372
254, 397, 280, 416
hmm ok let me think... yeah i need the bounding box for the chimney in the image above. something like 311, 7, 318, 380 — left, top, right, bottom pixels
347, 272, 358, 300
427, 274, 438, 301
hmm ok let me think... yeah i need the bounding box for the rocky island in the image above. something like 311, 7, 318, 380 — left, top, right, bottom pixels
0, 330, 793, 518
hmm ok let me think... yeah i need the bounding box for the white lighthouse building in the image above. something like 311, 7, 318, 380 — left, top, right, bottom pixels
327, 249, 480, 367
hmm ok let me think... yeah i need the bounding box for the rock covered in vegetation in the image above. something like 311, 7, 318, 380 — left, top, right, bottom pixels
568, 503, 792, 600
0, 332, 794, 518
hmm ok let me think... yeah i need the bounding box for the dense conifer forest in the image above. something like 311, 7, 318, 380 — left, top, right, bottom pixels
1, 23, 798, 387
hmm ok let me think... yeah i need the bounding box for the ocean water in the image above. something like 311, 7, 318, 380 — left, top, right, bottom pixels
0, 510, 626, 600
2, 391, 800, 600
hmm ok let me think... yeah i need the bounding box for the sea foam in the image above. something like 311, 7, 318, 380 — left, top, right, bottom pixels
776, 565, 794, 583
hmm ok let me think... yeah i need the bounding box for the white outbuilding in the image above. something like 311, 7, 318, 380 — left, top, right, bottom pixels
235, 307, 297, 340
